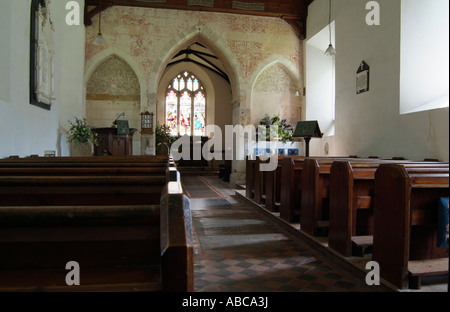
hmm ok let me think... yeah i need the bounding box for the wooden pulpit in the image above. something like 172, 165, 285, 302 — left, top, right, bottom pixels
91, 127, 136, 156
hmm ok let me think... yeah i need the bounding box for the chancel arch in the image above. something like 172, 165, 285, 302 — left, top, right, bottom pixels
150, 24, 242, 114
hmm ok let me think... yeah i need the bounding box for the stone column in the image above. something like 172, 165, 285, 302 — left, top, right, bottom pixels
140, 92, 157, 155
229, 100, 247, 186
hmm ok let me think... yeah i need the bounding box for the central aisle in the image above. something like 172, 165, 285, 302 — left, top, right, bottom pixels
182, 176, 382, 292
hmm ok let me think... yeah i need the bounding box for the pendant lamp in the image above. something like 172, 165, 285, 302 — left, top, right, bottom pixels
93, 0, 107, 45
325, 0, 336, 56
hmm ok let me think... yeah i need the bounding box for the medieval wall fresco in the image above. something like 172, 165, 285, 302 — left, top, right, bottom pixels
86, 55, 140, 132
85, 6, 305, 128
252, 64, 302, 128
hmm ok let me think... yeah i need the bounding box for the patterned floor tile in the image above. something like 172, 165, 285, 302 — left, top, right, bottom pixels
185, 176, 382, 292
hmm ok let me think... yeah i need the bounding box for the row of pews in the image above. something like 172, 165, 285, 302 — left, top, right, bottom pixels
0, 155, 193, 292
246, 155, 449, 290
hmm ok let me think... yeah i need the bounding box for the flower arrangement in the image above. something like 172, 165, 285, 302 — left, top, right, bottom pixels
67, 117, 98, 146
257, 114, 294, 144
155, 123, 179, 149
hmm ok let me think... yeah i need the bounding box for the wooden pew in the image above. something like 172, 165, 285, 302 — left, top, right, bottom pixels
265, 156, 308, 213
299, 157, 378, 235
372, 164, 449, 289
253, 157, 270, 204
160, 181, 194, 292
0, 155, 169, 163
245, 155, 255, 199
0, 175, 167, 206
280, 156, 305, 222
328, 161, 449, 257
0, 155, 170, 168
278, 156, 357, 223
264, 158, 282, 212
0, 179, 193, 292
300, 157, 435, 236
0, 204, 162, 291
0, 156, 194, 291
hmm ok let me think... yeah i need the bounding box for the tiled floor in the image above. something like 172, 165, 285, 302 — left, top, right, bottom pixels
182, 176, 391, 292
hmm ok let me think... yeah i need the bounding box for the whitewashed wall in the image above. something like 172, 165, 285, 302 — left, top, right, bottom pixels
0, 0, 86, 158
306, 0, 449, 162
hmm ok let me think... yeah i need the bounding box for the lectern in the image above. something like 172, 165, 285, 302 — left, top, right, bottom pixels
91, 127, 136, 156
293, 121, 323, 157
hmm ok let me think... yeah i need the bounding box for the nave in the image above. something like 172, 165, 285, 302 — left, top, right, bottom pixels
184, 175, 384, 292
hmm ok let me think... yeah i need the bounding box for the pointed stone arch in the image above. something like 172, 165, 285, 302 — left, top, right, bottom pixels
248, 56, 304, 126
84, 48, 146, 155
84, 47, 147, 109
147, 24, 244, 107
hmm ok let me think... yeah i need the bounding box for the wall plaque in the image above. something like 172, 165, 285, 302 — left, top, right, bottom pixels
356, 61, 370, 94
31, 0, 55, 110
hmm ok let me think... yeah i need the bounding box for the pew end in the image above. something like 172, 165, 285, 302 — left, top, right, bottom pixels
373, 164, 449, 289
160, 181, 194, 292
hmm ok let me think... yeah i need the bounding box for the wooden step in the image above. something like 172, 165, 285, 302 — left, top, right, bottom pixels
351, 235, 373, 257
408, 258, 449, 289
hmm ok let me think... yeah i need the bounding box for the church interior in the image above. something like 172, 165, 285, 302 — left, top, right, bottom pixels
0, 0, 448, 296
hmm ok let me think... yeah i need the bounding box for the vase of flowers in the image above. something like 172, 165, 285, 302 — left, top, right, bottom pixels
67, 117, 98, 156
155, 123, 180, 155
256, 114, 294, 144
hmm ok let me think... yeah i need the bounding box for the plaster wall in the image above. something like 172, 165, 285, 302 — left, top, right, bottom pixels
306, 0, 449, 161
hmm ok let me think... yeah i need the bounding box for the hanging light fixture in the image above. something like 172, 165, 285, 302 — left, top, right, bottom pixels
324, 0, 336, 56
93, 0, 107, 45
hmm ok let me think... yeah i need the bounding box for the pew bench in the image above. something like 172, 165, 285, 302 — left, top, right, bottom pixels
245, 155, 256, 199
0, 204, 161, 291
264, 158, 282, 212
0, 175, 167, 206
278, 156, 358, 224
0, 156, 193, 291
0, 180, 193, 292
302, 158, 446, 237
265, 156, 312, 214
372, 164, 449, 289
0, 155, 171, 168
280, 156, 306, 222
329, 161, 449, 257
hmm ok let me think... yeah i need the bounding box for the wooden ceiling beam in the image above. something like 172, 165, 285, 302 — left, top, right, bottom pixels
85, 0, 313, 38
84, 1, 114, 26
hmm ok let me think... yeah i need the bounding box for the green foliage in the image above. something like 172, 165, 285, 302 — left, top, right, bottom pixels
155, 123, 179, 148
257, 114, 294, 144
67, 117, 98, 146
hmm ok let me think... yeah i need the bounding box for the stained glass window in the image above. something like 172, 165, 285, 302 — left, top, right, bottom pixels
165, 90, 178, 136
194, 90, 206, 136
165, 72, 206, 136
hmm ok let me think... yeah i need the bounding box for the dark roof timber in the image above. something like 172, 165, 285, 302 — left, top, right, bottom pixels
85, 0, 313, 39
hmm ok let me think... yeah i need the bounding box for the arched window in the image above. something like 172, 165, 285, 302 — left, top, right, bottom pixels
165, 71, 206, 136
